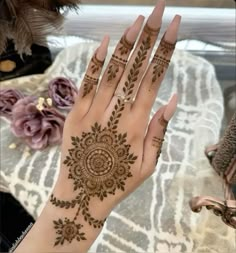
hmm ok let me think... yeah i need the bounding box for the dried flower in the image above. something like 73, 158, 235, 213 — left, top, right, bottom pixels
11, 96, 65, 150
48, 77, 78, 109
0, 89, 24, 118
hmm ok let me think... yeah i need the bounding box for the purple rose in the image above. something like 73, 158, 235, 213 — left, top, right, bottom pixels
0, 89, 24, 118
11, 96, 66, 150
48, 77, 78, 109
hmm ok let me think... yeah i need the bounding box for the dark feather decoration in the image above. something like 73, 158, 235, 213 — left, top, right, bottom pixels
0, 0, 81, 55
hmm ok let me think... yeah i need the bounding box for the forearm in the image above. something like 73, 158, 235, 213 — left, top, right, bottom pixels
14, 182, 108, 253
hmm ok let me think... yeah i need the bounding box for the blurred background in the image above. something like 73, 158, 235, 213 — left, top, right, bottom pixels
84, 0, 235, 7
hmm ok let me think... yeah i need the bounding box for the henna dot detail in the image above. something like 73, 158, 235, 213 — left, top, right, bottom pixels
65, 123, 136, 199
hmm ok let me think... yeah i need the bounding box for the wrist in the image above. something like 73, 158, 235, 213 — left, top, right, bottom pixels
14, 191, 107, 253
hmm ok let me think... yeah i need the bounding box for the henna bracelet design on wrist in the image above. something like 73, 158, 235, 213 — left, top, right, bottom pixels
50, 97, 137, 246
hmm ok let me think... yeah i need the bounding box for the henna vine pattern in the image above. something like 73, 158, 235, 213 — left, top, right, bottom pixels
122, 24, 158, 101
152, 137, 164, 164
50, 97, 137, 246
82, 75, 99, 97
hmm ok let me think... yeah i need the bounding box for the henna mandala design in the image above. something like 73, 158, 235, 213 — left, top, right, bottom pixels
51, 97, 137, 246
53, 218, 85, 246
67, 123, 135, 199
82, 74, 99, 97
91, 54, 104, 74
118, 35, 134, 55
152, 137, 164, 164
151, 55, 170, 83
159, 35, 175, 56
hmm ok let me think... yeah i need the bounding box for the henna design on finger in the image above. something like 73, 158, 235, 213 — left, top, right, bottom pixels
122, 26, 155, 101
51, 97, 137, 246
107, 55, 127, 82
82, 75, 99, 97
151, 55, 170, 83
121, 23, 160, 101
159, 35, 175, 56
152, 137, 164, 164
158, 114, 168, 134
91, 54, 104, 74
144, 24, 160, 37
118, 35, 134, 55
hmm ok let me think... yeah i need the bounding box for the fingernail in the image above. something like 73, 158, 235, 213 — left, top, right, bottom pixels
165, 15, 181, 43
97, 35, 110, 61
147, 0, 165, 29
164, 93, 178, 121
126, 15, 145, 42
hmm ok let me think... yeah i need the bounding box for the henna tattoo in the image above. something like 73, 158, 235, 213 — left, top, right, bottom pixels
118, 35, 134, 55
107, 54, 127, 82
159, 35, 175, 56
122, 28, 154, 101
152, 137, 164, 164
91, 54, 104, 74
158, 114, 168, 134
51, 98, 137, 246
151, 55, 170, 83
53, 218, 85, 245
82, 74, 99, 97
120, 24, 160, 100
143, 23, 160, 37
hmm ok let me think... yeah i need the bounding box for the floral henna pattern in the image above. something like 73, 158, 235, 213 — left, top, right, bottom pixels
66, 123, 135, 199
118, 35, 134, 55
91, 54, 104, 74
50, 23, 161, 247
51, 97, 137, 246
159, 35, 175, 56
82, 75, 99, 97
53, 218, 85, 246
107, 55, 127, 82
107, 35, 133, 82
151, 55, 170, 83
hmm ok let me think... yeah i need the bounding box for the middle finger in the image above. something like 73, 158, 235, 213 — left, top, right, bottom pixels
113, 0, 165, 103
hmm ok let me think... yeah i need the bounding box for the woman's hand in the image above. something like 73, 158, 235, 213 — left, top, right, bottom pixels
14, 1, 180, 252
